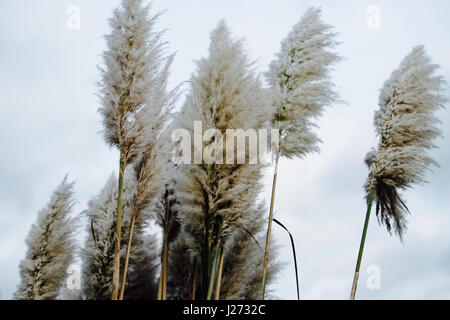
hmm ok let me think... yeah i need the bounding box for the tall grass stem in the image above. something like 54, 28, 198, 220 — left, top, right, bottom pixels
350, 184, 376, 300
261, 151, 280, 300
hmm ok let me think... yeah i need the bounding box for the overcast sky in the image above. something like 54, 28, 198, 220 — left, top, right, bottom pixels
1, 0, 449, 300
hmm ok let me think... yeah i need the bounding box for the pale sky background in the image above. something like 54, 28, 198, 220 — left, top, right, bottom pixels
0, 0, 449, 300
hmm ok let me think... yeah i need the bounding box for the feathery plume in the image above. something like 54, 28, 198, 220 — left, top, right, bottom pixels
351, 45, 446, 299
119, 55, 179, 300
81, 172, 158, 300
99, 0, 167, 160
14, 177, 77, 300
155, 178, 181, 300
174, 21, 270, 299
267, 7, 341, 159
98, 0, 169, 299
367, 45, 445, 235
81, 173, 136, 300
261, 7, 341, 299
81, 171, 158, 300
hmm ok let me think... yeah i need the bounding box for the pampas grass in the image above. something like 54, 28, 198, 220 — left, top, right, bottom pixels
81, 173, 136, 299
350, 45, 446, 299
82, 170, 160, 300
261, 7, 341, 299
14, 177, 77, 300
119, 56, 178, 300
174, 21, 270, 300
98, 0, 171, 299
155, 180, 180, 300
13, 2, 448, 303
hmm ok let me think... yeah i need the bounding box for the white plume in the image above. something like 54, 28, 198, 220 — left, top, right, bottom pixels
14, 177, 77, 300
98, 0, 170, 164
267, 7, 341, 159
80, 171, 155, 299
365, 45, 446, 236
174, 21, 270, 246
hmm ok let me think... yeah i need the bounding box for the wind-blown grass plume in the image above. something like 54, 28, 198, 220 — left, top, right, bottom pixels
14, 177, 77, 300
81, 173, 135, 300
261, 7, 341, 299
119, 55, 179, 300
81, 172, 159, 300
350, 45, 446, 299
267, 7, 341, 159
368, 46, 445, 235
155, 178, 181, 300
98, 0, 169, 299
174, 21, 270, 300
99, 0, 167, 160
119, 141, 169, 300
152, 119, 192, 300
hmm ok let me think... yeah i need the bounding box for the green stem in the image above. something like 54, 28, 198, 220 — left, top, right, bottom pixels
207, 229, 212, 280
157, 229, 169, 300
206, 239, 221, 300
162, 231, 169, 300
157, 265, 163, 300
111, 147, 125, 300
191, 258, 198, 300
350, 184, 377, 300
214, 246, 225, 300
201, 218, 211, 299
261, 151, 280, 300
119, 205, 138, 300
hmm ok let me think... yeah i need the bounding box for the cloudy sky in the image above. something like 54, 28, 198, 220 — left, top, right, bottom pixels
1, 0, 449, 300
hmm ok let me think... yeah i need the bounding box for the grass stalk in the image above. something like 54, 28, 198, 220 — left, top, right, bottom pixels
157, 268, 163, 300
214, 246, 225, 300
201, 219, 212, 299
273, 218, 300, 300
162, 232, 169, 300
111, 147, 125, 300
157, 232, 169, 300
350, 184, 377, 300
261, 151, 280, 300
206, 239, 221, 300
191, 258, 198, 300
119, 206, 138, 300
